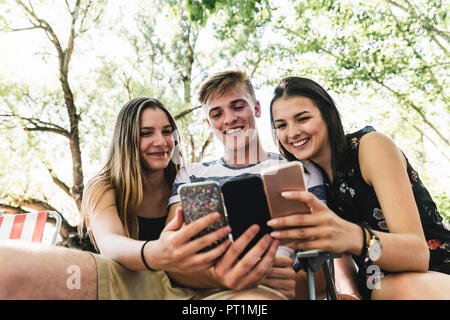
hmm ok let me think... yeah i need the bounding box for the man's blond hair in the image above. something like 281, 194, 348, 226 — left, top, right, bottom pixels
197, 70, 256, 106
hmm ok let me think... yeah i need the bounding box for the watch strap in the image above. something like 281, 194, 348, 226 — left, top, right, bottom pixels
366, 228, 379, 242
357, 224, 367, 260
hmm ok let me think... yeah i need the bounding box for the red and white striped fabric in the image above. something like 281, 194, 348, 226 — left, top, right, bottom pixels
0, 212, 48, 243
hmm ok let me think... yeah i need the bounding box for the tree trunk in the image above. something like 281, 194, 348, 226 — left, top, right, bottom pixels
10, 0, 95, 249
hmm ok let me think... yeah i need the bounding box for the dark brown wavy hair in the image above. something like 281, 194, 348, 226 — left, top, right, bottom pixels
269, 77, 347, 178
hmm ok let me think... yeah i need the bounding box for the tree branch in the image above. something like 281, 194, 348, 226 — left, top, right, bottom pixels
406, 119, 450, 162
64, 0, 71, 13
384, 0, 408, 11
278, 25, 449, 147
385, 0, 450, 50
0, 103, 72, 198
13, 0, 90, 210
0, 199, 76, 239
0, 203, 27, 213
198, 132, 214, 161
386, 7, 448, 103
189, 133, 195, 163
174, 105, 202, 120
9, 26, 40, 32
15, 0, 65, 59
371, 76, 450, 147
0, 113, 71, 138
43, 166, 72, 197
249, 50, 263, 78
78, 1, 106, 36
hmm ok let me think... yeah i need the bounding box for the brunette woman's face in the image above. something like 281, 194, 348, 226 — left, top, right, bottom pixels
139, 107, 175, 172
272, 96, 330, 164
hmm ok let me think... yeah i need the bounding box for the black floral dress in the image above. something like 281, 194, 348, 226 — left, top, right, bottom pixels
321, 126, 450, 299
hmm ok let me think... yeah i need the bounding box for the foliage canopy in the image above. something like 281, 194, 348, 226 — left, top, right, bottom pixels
0, 0, 448, 246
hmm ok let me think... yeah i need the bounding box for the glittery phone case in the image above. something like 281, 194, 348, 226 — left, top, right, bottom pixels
179, 181, 230, 251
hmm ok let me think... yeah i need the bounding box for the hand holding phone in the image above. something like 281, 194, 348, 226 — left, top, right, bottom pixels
179, 181, 230, 251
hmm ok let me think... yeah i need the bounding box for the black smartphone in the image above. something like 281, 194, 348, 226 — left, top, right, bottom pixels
221, 175, 273, 258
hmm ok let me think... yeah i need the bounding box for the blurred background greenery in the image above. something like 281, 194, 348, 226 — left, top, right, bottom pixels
0, 0, 448, 246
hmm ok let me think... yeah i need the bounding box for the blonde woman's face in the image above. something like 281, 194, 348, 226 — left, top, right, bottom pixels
139, 107, 175, 172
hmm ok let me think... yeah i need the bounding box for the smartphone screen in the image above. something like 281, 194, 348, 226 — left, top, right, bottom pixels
221, 175, 273, 258
178, 181, 229, 251
261, 161, 310, 218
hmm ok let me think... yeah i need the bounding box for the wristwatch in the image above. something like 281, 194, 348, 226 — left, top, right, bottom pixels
365, 228, 382, 264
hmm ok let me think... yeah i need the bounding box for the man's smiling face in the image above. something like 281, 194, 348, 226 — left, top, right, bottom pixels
205, 84, 261, 152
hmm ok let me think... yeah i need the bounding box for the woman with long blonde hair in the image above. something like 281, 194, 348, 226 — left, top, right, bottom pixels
0, 97, 231, 299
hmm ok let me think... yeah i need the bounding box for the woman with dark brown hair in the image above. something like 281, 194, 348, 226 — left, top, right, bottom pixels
268, 76, 450, 299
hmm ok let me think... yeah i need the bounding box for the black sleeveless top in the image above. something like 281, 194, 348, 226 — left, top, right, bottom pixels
323, 126, 450, 299
137, 216, 167, 241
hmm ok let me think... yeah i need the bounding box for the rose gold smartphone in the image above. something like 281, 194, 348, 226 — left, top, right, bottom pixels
261, 161, 310, 218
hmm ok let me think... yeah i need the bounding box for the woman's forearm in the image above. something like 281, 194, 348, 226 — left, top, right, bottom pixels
346, 222, 429, 272
369, 231, 429, 272
95, 233, 148, 270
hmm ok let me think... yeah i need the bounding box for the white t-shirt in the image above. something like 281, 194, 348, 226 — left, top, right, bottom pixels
169, 152, 326, 207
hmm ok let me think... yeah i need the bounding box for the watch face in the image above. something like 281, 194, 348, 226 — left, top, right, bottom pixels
368, 240, 382, 262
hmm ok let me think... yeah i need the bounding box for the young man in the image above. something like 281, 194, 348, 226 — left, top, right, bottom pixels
166, 70, 328, 299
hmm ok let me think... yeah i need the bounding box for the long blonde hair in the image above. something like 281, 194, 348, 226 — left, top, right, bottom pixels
80, 97, 183, 246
